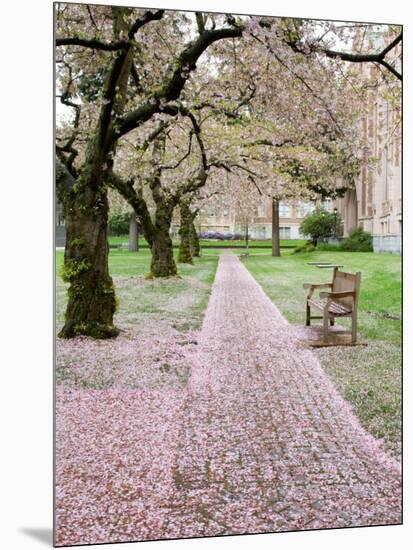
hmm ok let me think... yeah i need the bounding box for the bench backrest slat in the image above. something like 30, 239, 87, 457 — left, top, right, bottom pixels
331, 269, 361, 310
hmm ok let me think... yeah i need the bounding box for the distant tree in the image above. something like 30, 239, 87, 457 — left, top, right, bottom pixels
108, 212, 130, 235
299, 207, 341, 245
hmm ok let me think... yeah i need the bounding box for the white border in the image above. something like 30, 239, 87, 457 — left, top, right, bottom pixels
1, 1, 411, 549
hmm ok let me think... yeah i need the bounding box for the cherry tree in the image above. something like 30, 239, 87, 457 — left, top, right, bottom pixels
56, 6, 246, 336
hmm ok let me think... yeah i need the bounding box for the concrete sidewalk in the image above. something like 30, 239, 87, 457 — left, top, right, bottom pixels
164, 253, 401, 537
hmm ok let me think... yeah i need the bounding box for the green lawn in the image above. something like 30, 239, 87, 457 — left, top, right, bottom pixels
56, 248, 219, 334
243, 249, 401, 458
108, 235, 305, 248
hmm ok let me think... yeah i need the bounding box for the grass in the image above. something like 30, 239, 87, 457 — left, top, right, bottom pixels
243, 249, 401, 458
108, 235, 305, 248
56, 248, 219, 333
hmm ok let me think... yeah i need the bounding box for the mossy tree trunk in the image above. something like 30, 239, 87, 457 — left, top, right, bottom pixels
190, 218, 200, 257
178, 201, 193, 264
58, 160, 119, 339
145, 133, 178, 277
107, 168, 178, 278
149, 202, 177, 277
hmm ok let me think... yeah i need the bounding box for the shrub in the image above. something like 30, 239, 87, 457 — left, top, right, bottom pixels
340, 227, 373, 252
317, 243, 341, 251
299, 207, 341, 244
293, 242, 316, 254
109, 212, 130, 236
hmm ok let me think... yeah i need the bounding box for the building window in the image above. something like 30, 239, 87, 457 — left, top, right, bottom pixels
295, 205, 304, 217
223, 208, 229, 216
279, 203, 291, 217
257, 204, 265, 217
280, 226, 291, 239
299, 203, 314, 216
259, 226, 266, 238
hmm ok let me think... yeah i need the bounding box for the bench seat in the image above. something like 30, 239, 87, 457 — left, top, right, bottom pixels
308, 298, 351, 316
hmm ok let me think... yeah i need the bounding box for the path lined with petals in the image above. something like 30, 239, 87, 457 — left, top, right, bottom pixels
56, 253, 401, 546
164, 253, 401, 537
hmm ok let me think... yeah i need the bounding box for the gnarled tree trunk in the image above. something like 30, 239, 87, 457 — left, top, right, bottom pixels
190, 219, 200, 257
58, 162, 118, 339
178, 201, 193, 264
148, 203, 177, 277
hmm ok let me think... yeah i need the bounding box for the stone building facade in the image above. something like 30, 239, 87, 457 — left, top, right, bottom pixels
334, 31, 401, 253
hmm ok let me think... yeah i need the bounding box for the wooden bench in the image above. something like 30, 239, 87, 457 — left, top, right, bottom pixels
303, 267, 361, 343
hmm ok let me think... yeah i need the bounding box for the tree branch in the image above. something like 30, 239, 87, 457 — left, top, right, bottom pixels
160, 131, 194, 170
195, 12, 205, 34
56, 10, 164, 51
128, 9, 164, 39
319, 32, 402, 81
56, 37, 129, 51
115, 25, 243, 140
106, 168, 155, 242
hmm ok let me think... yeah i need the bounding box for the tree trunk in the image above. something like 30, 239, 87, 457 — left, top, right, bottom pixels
272, 197, 281, 257
178, 202, 193, 264
58, 165, 118, 339
149, 203, 177, 277
190, 219, 200, 257
128, 212, 139, 252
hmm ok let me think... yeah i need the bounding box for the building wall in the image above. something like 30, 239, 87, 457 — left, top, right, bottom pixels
335, 33, 401, 253
199, 199, 324, 239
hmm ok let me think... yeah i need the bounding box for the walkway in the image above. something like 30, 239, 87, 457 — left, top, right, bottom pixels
163, 254, 401, 537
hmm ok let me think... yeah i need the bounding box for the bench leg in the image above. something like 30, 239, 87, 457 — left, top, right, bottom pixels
330, 317, 335, 326
323, 310, 329, 343
351, 311, 357, 343
306, 302, 311, 326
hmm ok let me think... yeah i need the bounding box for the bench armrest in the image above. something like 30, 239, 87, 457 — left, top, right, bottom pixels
304, 282, 332, 299
319, 291, 356, 299
303, 283, 332, 289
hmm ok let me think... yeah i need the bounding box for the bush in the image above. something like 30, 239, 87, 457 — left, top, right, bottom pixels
293, 242, 316, 254
109, 212, 130, 236
299, 207, 340, 244
340, 227, 373, 252
317, 243, 341, 251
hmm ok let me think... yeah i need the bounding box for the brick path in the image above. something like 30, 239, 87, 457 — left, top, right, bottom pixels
55, 253, 402, 545
163, 254, 401, 537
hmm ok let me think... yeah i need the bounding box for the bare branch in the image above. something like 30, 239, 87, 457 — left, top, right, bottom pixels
56, 37, 129, 51
160, 131, 194, 170
319, 32, 402, 81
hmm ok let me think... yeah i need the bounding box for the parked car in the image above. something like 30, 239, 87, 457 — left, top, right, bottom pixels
200, 231, 227, 240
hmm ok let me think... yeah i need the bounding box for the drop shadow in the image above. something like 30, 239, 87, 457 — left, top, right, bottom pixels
20, 528, 54, 546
